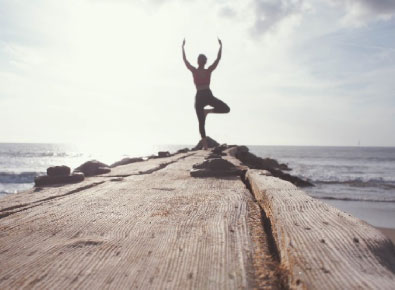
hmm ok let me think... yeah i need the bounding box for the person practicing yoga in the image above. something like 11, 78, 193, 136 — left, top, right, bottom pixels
182, 38, 230, 150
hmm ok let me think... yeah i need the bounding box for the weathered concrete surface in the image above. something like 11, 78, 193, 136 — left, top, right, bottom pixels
0, 151, 280, 289
246, 169, 395, 289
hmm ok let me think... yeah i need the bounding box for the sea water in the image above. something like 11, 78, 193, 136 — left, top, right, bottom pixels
1, 143, 394, 227
249, 146, 395, 228
249, 146, 395, 203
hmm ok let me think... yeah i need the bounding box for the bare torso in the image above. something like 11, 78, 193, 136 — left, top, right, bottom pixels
192, 68, 212, 90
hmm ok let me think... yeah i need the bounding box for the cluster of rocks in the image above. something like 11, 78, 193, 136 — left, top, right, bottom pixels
228, 145, 313, 187
192, 137, 219, 150
34, 160, 113, 187
34, 166, 84, 187
34, 147, 194, 187
190, 139, 312, 187
190, 145, 241, 177
176, 148, 190, 154
34, 138, 312, 188
73, 160, 111, 177
230, 146, 290, 171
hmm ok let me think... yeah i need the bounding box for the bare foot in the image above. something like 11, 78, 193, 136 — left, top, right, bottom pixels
202, 137, 208, 150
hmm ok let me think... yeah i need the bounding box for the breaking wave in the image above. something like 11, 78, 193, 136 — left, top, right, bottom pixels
317, 196, 395, 203
313, 178, 395, 190
0, 171, 43, 184
1, 152, 82, 158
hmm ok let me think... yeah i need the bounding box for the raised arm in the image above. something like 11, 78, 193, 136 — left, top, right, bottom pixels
182, 39, 195, 71
208, 38, 222, 72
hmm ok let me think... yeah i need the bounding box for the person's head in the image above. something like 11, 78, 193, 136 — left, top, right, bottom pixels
197, 54, 207, 67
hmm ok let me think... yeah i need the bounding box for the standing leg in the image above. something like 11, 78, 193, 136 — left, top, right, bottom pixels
201, 95, 229, 150
195, 99, 208, 150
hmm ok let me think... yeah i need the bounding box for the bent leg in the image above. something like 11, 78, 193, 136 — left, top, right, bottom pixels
208, 95, 230, 113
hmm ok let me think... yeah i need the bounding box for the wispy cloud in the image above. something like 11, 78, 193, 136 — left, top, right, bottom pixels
327, 0, 395, 26
251, 0, 307, 35
218, 5, 237, 18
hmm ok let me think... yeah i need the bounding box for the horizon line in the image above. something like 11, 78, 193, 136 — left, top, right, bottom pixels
0, 141, 394, 148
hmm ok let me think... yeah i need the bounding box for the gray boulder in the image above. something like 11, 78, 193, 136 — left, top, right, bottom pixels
47, 165, 71, 176
35, 172, 84, 187
73, 160, 111, 177
110, 157, 144, 168
212, 144, 228, 155
158, 151, 171, 158
190, 157, 242, 177
176, 148, 190, 153
232, 145, 313, 187
193, 158, 235, 170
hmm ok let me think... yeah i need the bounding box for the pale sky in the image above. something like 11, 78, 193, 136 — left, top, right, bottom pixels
1, 0, 395, 148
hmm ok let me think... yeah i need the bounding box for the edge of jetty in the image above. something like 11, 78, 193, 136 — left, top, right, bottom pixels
224, 146, 395, 289
0, 144, 394, 289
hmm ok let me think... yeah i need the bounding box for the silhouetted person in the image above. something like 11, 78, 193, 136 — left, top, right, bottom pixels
182, 38, 230, 150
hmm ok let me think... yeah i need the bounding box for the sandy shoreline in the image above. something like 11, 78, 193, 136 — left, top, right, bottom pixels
377, 227, 395, 245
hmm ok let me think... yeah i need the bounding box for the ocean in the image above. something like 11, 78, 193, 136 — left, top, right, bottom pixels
249, 146, 395, 228
1, 143, 394, 228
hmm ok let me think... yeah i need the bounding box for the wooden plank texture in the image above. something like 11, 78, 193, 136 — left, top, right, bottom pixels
246, 169, 395, 289
0, 152, 277, 289
0, 152, 192, 219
